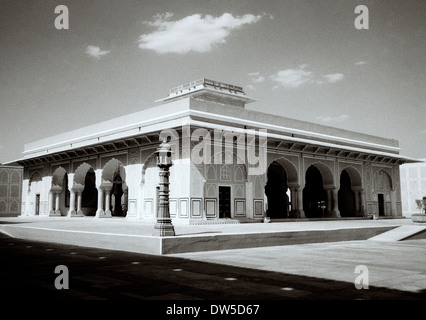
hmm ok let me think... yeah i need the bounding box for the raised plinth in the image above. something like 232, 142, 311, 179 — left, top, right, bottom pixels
412, 214, 426, 223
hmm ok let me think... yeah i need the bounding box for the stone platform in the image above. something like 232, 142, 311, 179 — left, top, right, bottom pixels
0, 217, 414, 255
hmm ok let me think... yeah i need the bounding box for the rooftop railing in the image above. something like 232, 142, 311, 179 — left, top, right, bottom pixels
169, 78, 245, 95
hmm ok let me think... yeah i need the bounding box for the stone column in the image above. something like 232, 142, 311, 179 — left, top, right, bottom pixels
297, 187, 305, 218
76, 191, 83, 216
54, 192, 60, 215
326, 188, 333, 217
96, 188, 104, 217
123, 187, 128, 216
49, 189, 62, 216
48, 191, 54, 216
290, 187, 298, 218
105, 189, 112, 216
331, 188, 341, 218
391, 190, 397, 216
67, 190, 76, 217
96, 184, 112, 218
360, 189, 366, 217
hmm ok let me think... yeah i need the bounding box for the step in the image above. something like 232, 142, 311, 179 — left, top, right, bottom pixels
368, 225, 426, 242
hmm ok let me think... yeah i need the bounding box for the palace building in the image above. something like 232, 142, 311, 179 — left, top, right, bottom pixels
5, 79, 418, 222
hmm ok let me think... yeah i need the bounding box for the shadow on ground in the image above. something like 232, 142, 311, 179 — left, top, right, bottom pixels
1, 232, 425, 301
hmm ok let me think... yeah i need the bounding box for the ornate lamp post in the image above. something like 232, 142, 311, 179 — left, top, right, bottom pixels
423, 196, 426, 214
152, 138, 176, 237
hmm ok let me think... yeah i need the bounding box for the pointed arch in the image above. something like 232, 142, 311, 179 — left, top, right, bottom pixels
269, 157, 299, 186
29, 171, 42, 184
207, 164, 216, 180
374, 169, 393, 191
340, 165, 362, 188
52, 166, 67, 188
102, 158, 126, 183
141, 152, 157, 185
73, 162, 94, 188
265, 161, 290, 218
303, 165, 328, 218
0, 169, 9, 183
308, 161, 334, 187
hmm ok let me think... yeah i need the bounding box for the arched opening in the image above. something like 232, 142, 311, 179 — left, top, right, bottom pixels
265, 161, 289, 218
303, 165, 327, 218
102, 158, 128, 217
81, 168, 98, 216
51, 166, 68, 215
110, 172, 127, 217
338, 170, 356, 217
374, 170, 393, 216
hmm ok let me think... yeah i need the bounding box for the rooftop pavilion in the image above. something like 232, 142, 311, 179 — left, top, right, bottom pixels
157, 78, 256, 107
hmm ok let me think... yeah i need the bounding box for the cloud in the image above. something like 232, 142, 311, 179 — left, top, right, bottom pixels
270, 64, 313, 88
354, 61, 367, 65
317, 114, 350, 123
85, 45, 110, 59
323, 73, 344, 83
138, 12, 263, 54
248, 72, 265, 83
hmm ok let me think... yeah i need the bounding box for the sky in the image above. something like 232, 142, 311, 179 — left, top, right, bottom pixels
1, 0, 425, 164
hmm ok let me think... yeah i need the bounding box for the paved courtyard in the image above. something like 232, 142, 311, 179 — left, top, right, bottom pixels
172, 239, 426, 295
1, 217, 425, 304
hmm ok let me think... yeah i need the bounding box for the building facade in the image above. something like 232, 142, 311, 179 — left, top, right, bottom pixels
400, 159, 426, 217
0, 165, 23, 217
8, 79, 417, 223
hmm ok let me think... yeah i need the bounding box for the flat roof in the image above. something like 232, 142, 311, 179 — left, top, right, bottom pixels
9, 81, 418, 164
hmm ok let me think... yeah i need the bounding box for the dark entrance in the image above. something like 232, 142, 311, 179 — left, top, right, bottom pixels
265, 162, 289, 218
303, 165, 327, 218
378, 193, 385, 216
219, 186, 231, 218
338, 170, 356, 217
35, 194, 40, 215
82, 169, 98, 216
111, 173, 126, 217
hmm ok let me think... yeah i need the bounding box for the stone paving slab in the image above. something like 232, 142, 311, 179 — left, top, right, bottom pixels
171, 239, 426, 294
368, 225, 426, 241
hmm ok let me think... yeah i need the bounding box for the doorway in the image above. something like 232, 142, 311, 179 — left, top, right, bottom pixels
303, 165, 327, 218
265, 161, 288, 218
219, 186, 231, 218
378, 193, 385, 216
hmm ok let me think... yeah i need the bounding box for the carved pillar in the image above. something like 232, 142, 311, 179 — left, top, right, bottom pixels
48, 191, 54, 216
325, 188, 333, 217
360, 189, 365, 216
332, 188, 341, 218
67, 190, 76, 217
96, 184, 112, 218
95, 187, 105, 217
49, 189, 62, 216
391, 190, 397, 216
76, 191, 83, 215
54, 192, 60, 215
297, 187, 305, 218
105, 189, 112, 216
123, 187, 128, 216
